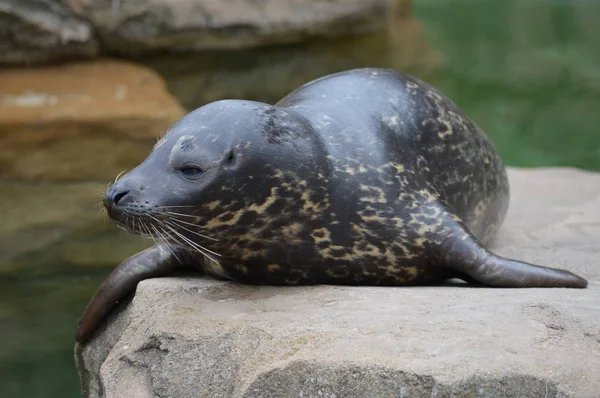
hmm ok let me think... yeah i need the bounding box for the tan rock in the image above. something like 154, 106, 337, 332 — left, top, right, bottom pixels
78, 279, 600, 398
0, 59, 185, 181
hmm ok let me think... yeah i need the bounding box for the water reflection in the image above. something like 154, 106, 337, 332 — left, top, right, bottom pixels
1, 0, 600, 397
0, 274, 106, 398
417, 0, 600, 169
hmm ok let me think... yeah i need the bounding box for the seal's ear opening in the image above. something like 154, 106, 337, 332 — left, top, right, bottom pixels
226, 150, 236, 167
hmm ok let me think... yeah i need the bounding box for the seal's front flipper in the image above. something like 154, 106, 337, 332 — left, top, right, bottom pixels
439, 220, 588, 289
76, 244, 182, 343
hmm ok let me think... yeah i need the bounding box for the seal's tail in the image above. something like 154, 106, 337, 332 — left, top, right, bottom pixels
75, 245, 180, 343
440, 222, 588, 289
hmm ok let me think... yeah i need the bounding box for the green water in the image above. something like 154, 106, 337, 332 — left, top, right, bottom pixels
2, 1, 599, 397
422, 0, 600, 170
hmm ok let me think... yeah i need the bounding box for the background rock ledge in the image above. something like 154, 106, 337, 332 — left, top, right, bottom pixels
1, 0, 401, 65
76, 167, 600, 398
0, 59, 185, 182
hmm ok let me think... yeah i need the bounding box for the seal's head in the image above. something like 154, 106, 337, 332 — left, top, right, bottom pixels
104, 100, 327, 256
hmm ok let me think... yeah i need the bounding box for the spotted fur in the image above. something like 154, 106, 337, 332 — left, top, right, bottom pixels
76, 68, 587, 343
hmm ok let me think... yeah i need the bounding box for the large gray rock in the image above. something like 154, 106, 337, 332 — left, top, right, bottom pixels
1, 0, 399, 65
0, 0, 98, 65
76, 167, 600, 398
71, 0, 396, 55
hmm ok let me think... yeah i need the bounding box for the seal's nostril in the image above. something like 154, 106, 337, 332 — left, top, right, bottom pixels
113, 190, 130, 206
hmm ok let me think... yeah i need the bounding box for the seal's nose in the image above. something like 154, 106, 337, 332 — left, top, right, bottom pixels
104, 186, 131, 208
112, 190, 130, 206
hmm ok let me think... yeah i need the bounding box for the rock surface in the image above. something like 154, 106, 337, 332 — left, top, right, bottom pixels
0, 0, 98, 65
76, 167, 600, 398
0, 59, 185, 181
1, 0, 399, 65
71, 0, 395, 55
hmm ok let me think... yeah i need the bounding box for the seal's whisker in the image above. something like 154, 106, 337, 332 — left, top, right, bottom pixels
163, 219, 216, 241
138, 219, 152, 242
136, 217, 156, 240
143, 221, 159, 244
102, 208, 109, 226
165, 218, 214, 236
162, 219, 218, 242
141, 221, 154, 240
146, 220, 163, 242
156, 127, 170, 142
149, 224, 182, 264
138, 220, 148, 240
117, 213, 126, 228
147, 221, 165, 244
149, 223, 167, 249
159, 232, 183, 264
162, 224, 218, 264
124, 214, 132, 231
144, 223, 165, 256
160, 216, 201, 229
115, 169, 128, 183
161, 242, 182, 264
161, 223, 221, 260
138, 219, 148, 237
155, 205, 198, 209
160, 211, 198, 219
165, 226, 221, 257
96, 207, 106, 222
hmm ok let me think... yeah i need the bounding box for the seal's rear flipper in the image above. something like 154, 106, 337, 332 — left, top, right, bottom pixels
440, 221, 588, 289
75, 244, 183, 343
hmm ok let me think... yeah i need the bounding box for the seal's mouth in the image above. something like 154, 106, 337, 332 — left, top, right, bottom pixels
102, 179, 221, 261
102, 202, 156, 237
100, 186, 164, 238
102, 182, 164, 236
103, 197, 221, 259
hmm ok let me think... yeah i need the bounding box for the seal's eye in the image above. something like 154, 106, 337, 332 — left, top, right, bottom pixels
179, 166, 204, 177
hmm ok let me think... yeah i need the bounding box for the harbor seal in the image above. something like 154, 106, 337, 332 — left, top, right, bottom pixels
76, 68, 588, 343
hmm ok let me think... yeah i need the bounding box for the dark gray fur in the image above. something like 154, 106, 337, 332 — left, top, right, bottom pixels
76, 68, 588, 343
